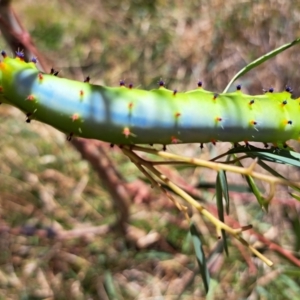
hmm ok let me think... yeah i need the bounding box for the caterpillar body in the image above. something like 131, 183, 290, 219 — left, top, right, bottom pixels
0, 52, 299, 148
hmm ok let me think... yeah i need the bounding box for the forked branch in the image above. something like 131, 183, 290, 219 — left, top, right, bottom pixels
122, 145, 278, 267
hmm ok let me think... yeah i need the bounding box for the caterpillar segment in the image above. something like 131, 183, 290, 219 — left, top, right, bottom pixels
0, 52, 299, 148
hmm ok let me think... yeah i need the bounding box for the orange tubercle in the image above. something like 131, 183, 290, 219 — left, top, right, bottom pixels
71, 113, 80, 121
0, 62, 5, 71
26, 95, 35, 101
123, 127, 131, 137
128, 102, 134, 110
171, 136, 181, 144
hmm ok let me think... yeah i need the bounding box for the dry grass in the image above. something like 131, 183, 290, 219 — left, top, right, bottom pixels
0, 0, 300, 299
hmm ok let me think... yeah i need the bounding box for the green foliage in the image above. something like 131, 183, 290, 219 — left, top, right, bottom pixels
224, 37, 300, 92
190, 223, 210, 293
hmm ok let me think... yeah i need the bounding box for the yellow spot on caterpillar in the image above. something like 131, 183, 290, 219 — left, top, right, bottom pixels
175, 112, 181, 118
215, 117, 222, 122
283, 119, 293, 125
38, 73, 43, 81
249, 120, 257, 126
281, 100, 288, 108
249, 99, 255, 105
79, 90, 84, 97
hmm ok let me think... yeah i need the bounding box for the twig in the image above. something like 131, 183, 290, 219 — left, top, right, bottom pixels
122, 146, 274, 266
129, 145, 300, 189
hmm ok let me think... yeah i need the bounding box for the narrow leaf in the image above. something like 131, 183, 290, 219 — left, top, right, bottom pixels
216, 173, 224, 221
190, 223, 210, 294
245, 175, 268, 211
289, 193, 300, 202
216, 172, 229, 255
223, 37, 300, 92
257, 159, 287, 179
104, 270, 118, 299
225, 145, 300, 168
218, 170, 230, 214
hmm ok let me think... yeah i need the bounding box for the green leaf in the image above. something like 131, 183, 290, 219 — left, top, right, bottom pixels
190, 223, 210, 294
223, 37, 300, 92
280, 274, 300, 294
214, 147, 300, 205
216, 173, 224, 222
283, 267, 300, 277
195, 182, 251, 193
216, 172, 229, 255
217, 170, 230, 214
289, 193, 300, 202
104, 270, 118, 300
225, 145, 300, 168
257, 159, 287, 179
283, 206, 300, 251
244, 175, 268, 211
232, 158, 268, 210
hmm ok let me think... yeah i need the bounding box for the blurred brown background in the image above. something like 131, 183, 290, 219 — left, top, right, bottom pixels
0, 0, 300, 299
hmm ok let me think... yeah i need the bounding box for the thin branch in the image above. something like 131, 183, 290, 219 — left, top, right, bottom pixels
122, 146, 273, 267
128, 145, 300, 189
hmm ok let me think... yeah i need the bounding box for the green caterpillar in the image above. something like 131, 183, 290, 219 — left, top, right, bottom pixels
0, 51, 299, 148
